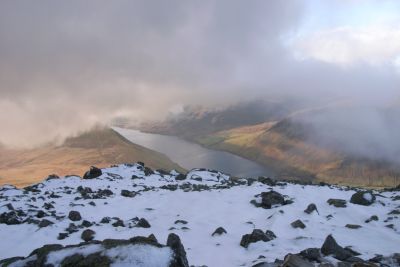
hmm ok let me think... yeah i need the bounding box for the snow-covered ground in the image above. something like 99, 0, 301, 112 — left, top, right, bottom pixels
0, 164, 399, 266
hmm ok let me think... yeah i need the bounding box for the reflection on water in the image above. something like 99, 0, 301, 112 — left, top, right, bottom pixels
113, 127, 273, 178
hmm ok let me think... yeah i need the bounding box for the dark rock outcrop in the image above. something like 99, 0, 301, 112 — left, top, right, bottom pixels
167, 233, 189, 267
321, 235, 355, 261
240, 229, 276, 248
304, 203, 318, 214
291, 219, 306, 229
350, 191, 375, 206
68, 210, 82, 221
81, 229, 95, 242
212, 227, 227, 236
327, 199, 347, 208
83, 166, 102, 179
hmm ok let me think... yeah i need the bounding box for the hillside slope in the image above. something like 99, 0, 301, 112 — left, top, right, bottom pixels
0, 127, 184, 187
198, 119, 400, 187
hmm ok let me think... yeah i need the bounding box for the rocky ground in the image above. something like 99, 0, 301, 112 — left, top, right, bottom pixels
0, 163, 399, 267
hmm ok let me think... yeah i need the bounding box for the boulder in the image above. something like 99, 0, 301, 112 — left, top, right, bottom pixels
345, 224, 362, 229
350, 191, 375, 206
136, 218, 151, 228
365, 215, 379, 223
68, 210, 82, 221
167, 233, 189, 267
321, 235, 354, 261
304, 203, 318, 214
83, 166, 102, 179
240, 229, 276, 248
81, 229, 95, 242
327, 199, 347, 208
282, 254, 314, 267
291, 219, 306, 229
121, 190, 137, 198
38, 219, 54, 228
212, 227, 227, 236
299, 248, 322, 262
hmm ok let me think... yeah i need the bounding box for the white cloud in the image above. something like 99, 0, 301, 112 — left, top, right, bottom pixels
293, 26, 400, 67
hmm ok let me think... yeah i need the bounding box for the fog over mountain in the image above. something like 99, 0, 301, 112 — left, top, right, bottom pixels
0, 0, 399, 165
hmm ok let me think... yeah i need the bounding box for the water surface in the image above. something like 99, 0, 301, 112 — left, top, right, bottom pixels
113, 127, 273, 178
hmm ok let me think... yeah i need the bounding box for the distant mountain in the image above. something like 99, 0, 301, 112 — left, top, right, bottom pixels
140, 102, 400, 187
140, 100, 296, 138
0, 127, 184, 187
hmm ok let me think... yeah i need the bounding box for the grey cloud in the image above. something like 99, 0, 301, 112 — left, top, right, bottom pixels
0, 0, 399, 159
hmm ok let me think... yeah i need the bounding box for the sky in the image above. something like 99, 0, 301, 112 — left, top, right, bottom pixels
0, 0, 399, 150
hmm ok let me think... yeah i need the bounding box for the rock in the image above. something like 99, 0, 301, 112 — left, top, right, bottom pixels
212, 227, 227, 236
327, 199, 347, 208
345, 224, 362, 229
365, 215, 379, 223
100, 217, 111, 223
68, 210, 82, 221
240, 229, 276, 248
36, 210, 46, 218
282, 254, 314, 267
252, 191, 290, 209
136, 218, 151, 228
81, 229, 95, 242
321, 235, 353, 261
144, 167, 154, 176
167, 233, 189, 267
174, 220, 188, 225
291, 219, 306, 229
0, 211, 21, 225
112, 218, 125, 227
299, 248, 321, 262
65, 223, 79, 234
304, 203, 318, 214
57, 232, 69, 240
121, 190, 137, 198
81, 220, 93, 228
83, 166, 102, 179
45, 174, 60, 181
350, 191, 375, 206
175, 173, 187, 180
38, 219, 54, 228
257, 177, 277, 186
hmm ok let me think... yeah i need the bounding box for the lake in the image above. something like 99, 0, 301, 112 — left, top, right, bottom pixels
113, 127, 273, 178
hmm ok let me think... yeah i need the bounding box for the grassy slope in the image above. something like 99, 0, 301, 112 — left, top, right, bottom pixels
0, 127, 185, 187
194, 122, 400, 187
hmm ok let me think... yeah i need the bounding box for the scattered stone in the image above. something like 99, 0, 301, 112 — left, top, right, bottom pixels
36, 210, 46, 218
83, 166, 102, 179
65, 223, 79, 234
0, 211, 21, 225
350, 191, 375, 206
88, 201, 96, 206
327, 199, 347, 208
365, 215, 379, 223
304, 203, 318, 214
345, 224, 362, 229
57, 232, 69, 240
299, 248, 321, 262
68, 210, 82, 221
321, 234, 354, 261
212, 227, 227, 236
38, 219, 54, 228
291, 219, 306, 229
121, 190, 137, 198
167, 233, 189, 267
240, 229, 276, 248
81, 220, 93, 228
282, 253, 314, 267
175, 173, 187, 180
174, 220, 188, 225
100, 217, 111, 224
144, 167, 154, 176
81, 229, 95, 242
112, 218, 125, 227
136, 218, 151, 228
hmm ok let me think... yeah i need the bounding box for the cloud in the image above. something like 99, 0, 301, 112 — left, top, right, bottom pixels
0, 0, 399, 156
292, 26, 400, 67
